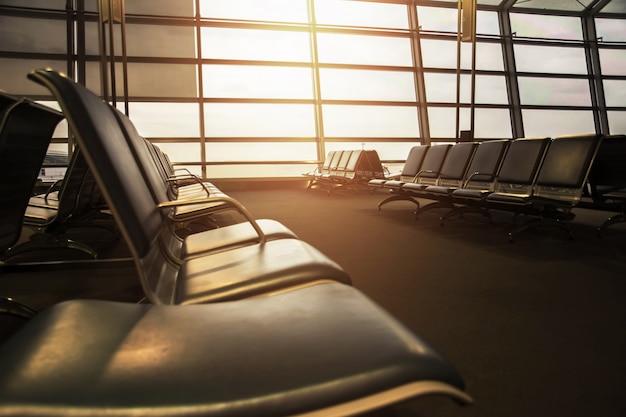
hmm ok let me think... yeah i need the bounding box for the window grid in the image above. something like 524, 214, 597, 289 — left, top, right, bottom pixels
0, 1, 624, 179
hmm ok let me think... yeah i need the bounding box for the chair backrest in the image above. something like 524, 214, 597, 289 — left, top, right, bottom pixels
28, 70, 163, 259
534, 134, 602, 203
415, 144, 452, 185
586, 134, 626, 199
0, 100, 63, 253
436, 142, 478, 187
462, 139, 510, 191
342, 149, 363, 179
0, 92, 19, 118
493, 137, 550, 194
355, 150, 386, 180
330, 150, 353, 176
399, 145, 430, 182
28, 69, 180, 304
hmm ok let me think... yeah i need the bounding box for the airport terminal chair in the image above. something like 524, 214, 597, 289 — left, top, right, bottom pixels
580, 134, 626, 236
440, 139, 510, 224
486, 134, 602, 241
371, 145, 429, 208
409, 142, 478, 219
448, 137, 550, 227
0, 99, 64, 263
111, 106, 300, 258
382, 144, 451, 210
0, 282, 471, 416
29, 69, 352, 304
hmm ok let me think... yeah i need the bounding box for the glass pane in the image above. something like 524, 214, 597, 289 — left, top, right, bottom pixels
203, 65, 313, 99
522, 109, 595, 137
417, 7, 499, 36
514, 44, 588, 74
607, 111, 626, 135
85, 62, 197, 98
595, 18, 626, 42
123, 103, 201, 138
319, 69, 416, 102
0, 0, 66, 8
199, 0, 308, 23
428, 107, 470, 138
599, 49, 626, 76
124, 0, 195, 17
519, 77, 591, 106
421, 39, 504, 71
510, 13, 583, 40
0, 58, 68, 96
325, 142, 420, 162
424, 73, 508, 104
417, 6, 457, 33
0, 15, 66, 53
201, 27, 311, 62
205, 142, 316, 162
323, 105, 419, 138
603, 80, 626, 107
204, 103, 316, 137
315, 0, 409, 29
316, 33, 413, 66
474, 108, 513, 139
84, 22, 196, 58
206, 164, 311, 178
153, 142, 202, 163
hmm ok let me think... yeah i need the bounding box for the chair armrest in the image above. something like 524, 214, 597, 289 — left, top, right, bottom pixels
158, 195, 267, 245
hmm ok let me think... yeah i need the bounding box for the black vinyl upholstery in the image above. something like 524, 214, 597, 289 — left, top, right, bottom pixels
0, 283, 471, 416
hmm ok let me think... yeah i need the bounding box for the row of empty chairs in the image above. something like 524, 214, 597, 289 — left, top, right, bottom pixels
0, 69, 472, 415
370, 134, 625, 241
304, 149, 387, 194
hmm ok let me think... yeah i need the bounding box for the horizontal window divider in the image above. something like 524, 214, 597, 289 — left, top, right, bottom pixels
324, 137, 421, 142
200, 137, 318, 142
520, 105, 597, 111
202, 161, 317, 166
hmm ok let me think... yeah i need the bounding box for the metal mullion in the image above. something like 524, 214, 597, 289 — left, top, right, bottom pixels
409, 3, 429, 144
499, 4, 523, 138
582, 15, 609, 134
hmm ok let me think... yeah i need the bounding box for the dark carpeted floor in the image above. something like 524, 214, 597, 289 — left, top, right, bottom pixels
1, 186, 624, 416
225, 187, 626, 417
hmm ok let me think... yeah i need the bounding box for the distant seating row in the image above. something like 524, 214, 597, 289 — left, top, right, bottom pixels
0, 70, 472, 415
304, 149, 387, 194
369, 134, 625, 241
